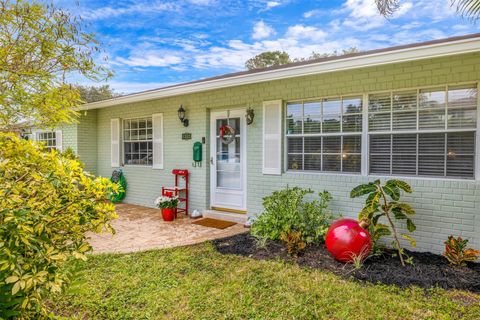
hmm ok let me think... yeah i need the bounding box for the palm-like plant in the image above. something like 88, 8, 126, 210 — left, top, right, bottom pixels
375, 0, 480, 21
350, 179, 416, 267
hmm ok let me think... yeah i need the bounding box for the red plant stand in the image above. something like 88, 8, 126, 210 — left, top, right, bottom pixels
161, 169, 189, 218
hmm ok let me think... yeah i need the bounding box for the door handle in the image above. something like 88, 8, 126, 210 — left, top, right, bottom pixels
210, 157, 214, 165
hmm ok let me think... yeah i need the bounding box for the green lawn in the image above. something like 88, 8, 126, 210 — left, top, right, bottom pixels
50, 242, 480, 320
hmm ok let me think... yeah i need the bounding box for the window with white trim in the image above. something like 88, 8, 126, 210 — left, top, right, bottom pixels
36, 132, 57, 151
368, 84, 477, 179
286, 96, 363, 173
123, 117, 153, 165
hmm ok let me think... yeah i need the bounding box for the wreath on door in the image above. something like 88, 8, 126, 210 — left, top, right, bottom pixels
220, 124, 236, 144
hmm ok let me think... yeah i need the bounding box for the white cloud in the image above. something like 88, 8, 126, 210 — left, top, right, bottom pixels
84, 0, 477, 88
341, 0, 413, 31
116, 53, 182, 67
186, 0, 216, 5
389, 28, 447, 45
303, 9, 322, 18
110, 81, 177, 94
81, 2, 179, 20
266, 1, 281, 9
344, 0, 379, 19
193, 25, 360, 70
285, 25, 327, 41
252, 21, 275, 40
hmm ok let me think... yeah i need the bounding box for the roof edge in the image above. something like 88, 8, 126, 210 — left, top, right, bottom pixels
81, 33, 480, 110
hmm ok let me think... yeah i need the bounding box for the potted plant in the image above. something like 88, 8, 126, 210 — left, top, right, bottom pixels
154, 196, 179, 221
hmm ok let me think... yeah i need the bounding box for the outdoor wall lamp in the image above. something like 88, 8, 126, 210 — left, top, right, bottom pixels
178, 105, 189, 127
246, 107, 255, 125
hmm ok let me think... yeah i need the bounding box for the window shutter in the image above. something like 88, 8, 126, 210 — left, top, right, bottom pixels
152, 113, 164, 169
263, 100, 282, 175
111, 118, 121, 167
55, 130, 63, 151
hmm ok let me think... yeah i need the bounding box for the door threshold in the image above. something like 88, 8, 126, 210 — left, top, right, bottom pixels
211, 206, 246, 214
204, 209, 247, 224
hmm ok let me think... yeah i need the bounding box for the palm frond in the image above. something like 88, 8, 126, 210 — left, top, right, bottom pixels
375, 0, 400, 17
452, 0, 480, 21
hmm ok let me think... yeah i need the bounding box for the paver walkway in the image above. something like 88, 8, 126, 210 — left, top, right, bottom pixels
88, 204, 247, 253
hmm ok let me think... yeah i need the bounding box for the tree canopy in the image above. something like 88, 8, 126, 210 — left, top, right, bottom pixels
245, 48, 360, 70
76, 85, 118, 103
245, 51, 291, 70
0, 0, 112, 131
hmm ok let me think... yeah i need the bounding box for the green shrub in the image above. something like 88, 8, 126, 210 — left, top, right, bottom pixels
0, 133, 117, 318
251, 187, 335, 245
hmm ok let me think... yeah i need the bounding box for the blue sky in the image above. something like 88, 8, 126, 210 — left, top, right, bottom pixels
55, 0, 479, 94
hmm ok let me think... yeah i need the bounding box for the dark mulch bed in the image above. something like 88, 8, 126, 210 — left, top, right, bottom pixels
212, 233, 480, 293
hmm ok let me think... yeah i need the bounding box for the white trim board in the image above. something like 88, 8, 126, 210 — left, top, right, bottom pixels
81, 36, 480, 111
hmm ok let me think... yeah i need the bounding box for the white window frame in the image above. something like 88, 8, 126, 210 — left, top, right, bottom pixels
34, 130, 61, 151
284, 95, 363, 174
367, 84, 477, 180
283, 81, 479, 181
476, 82, 480, 182
122, 116, 154, 167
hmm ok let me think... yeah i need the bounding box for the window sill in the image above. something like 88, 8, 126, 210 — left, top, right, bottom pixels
122, 164, 153, 168
283, 170, 477, 183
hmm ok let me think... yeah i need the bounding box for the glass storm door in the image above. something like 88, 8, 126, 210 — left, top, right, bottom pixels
210, 109, 246, 212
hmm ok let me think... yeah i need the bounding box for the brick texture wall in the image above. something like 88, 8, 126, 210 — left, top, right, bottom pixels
87, 52, 480, 253
60, 112, 98, 173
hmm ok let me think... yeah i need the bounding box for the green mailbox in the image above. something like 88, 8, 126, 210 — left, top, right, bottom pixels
193, 141, 202, 167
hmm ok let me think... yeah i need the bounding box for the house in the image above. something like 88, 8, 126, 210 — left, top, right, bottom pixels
33, 33, 480, 254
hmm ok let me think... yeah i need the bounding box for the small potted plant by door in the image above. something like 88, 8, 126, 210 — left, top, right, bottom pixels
154, 196, 179, 221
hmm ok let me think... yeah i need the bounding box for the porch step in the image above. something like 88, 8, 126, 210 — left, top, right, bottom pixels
202, 209, 247, 224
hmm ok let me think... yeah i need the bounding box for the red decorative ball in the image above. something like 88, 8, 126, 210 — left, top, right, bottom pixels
325, 218, 372, 263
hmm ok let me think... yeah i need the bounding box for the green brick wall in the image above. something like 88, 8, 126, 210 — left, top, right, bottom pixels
87, 52, 480, 253
59, 111, 98, 173
77, 110, 98, 174
59, 123, 77, 153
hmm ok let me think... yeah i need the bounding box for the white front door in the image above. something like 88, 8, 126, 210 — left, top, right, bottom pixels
210, 109, 246, 212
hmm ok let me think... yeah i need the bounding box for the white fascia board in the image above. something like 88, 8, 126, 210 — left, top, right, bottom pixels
81, 37, 480, 110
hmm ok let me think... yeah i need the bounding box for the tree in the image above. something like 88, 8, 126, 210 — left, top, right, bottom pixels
0, 1, 117, 317
245, 51, 291, 70
0, 0, 112, 131
0, 134, 118, 318
293, 47, 360, 62
375, 0, 480, 21
245, 48, 360, 70
76, 85, 118, 103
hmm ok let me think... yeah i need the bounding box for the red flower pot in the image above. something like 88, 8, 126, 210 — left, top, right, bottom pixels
161, 208, 176, 221
325, 218, 372, 263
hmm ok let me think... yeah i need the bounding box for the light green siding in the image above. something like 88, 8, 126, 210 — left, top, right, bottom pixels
87, 52, 480, 253
59, 111, 98, 173
77, 110, 98, 173
60, 123, 78, 153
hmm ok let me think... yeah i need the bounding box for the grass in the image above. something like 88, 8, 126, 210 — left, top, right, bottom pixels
50, 242, 480, 320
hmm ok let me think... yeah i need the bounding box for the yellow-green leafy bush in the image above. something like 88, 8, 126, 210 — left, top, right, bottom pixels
0, 133, 117, 318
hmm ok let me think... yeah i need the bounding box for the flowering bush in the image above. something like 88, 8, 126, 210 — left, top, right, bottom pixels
0, 133, 117, 318
154, 196, 179, 209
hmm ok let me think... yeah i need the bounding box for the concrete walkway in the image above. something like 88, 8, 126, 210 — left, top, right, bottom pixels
88, 204, 247, 254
